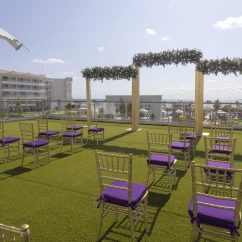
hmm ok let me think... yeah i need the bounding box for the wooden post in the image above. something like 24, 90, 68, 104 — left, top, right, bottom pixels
86, 78, 92, 129
195, 67, 204, 136
131, 67, 140, 131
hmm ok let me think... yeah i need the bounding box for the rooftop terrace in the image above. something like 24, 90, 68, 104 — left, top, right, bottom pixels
1, 120, 242, 241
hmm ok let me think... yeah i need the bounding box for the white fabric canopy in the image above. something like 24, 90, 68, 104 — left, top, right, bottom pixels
175, 109, 183, 114
0, 27, 23, 50
217, 110, 227, 114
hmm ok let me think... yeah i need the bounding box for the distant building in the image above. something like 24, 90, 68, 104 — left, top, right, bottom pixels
105, 95, 162, 121
0, 69, 72, 110
49, 77, 72, 109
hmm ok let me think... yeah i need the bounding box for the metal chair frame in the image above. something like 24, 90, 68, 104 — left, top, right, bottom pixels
168, 124, 191, 170
0, 120, 20, 162
0, 223, 30, 242
146, 131, 177, 194
19, 122, 50, 167
60, 117, 83, 154
37, 118, 59, 145
179, 119, 197, 156
87, 117, 104, 146
95, 150, 148, 242
190, 162, 242, 242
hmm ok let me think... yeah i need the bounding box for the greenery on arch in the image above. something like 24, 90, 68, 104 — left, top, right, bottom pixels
81, 65, 137, 81
196, 57, 242, 76
132, 48, 203, 68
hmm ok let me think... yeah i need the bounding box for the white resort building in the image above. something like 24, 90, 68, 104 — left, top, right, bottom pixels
0, 70, 72, 110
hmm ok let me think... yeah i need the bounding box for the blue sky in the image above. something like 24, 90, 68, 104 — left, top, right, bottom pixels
0, 0, 242, 101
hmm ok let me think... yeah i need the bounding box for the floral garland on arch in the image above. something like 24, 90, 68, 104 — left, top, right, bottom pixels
81, 65, 137, 81
196, 57, 242, 76
132, 48, 203, 68
65, 102, 78, 111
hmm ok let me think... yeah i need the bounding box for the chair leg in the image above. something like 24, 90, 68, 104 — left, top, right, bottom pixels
144, 195, 148, 231
152, 167, 155, 183
173, 164, 177, 185
233, 232, 239, 242
190, 223, 197, 242
71, 138, 73, 153
33, 149, 37, 167
18, 141, 20, 155
96, 133, 98, 146
169, 170, 172, 194
21, 148, 25, 166
97, 202, 105, 242
129, 207, 135, 242
115, 208, 118, 223
184, 153, 187, 171
60, 137, 63, 153
3, 146, 7, 163
146, 166, 151, 186
7, 144, 10, 159
47, 144, 50, 163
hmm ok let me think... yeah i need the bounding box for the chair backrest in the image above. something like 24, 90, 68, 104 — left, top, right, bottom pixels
146, 131, 172, 159
191, 161, 242, 228
19, 122, 34, 144
179, 119, 196, 136
214, 120, 233, 128
168, 124, 188, 145
61, 116, 74, 133
210, 126, 233, 138
95, 150, 133, 204
0, 120, 5, 139
37, 118, 48, 133
0, 223, 30, 242
204, 136, 236, 163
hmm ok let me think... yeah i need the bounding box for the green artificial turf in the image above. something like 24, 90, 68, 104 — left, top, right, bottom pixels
0, 120, 242, 242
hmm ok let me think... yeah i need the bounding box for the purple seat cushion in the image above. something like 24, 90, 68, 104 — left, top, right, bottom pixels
103, 180, 147, 208
171, 141, 191, 150
39, 130, 59, 136
23, 140, 49, 148
211, 145, 231, 154
207, 160, 235, 176
147, 153, 176, 167
88, 127, 104, 133
180, 133, 197, 140
208, 160, 235, 170
67, 126, 83, 131
0, 136, 20, 145
188, 195, 239, 229
63, 132, 82, 137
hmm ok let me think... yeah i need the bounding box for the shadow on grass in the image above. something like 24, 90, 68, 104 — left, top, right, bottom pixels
195, 150, 206, 159
104, 131, 133, 143
234, 153, 242, 161
0, 166, 32, 181
147, 191, 171, 236
98, 214, 148, 242
97, 191, 170, 241
84, 144, 147, 157
51, 153, 72, 159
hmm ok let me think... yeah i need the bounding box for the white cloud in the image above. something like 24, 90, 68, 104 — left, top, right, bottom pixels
33, 58, 66, 64
212, 16, 242, 30
205, 79, 216, 82
162, 36, 170, 41
62, 72, 75, 76
146, 28, 157, 35
97, 47, 104, 52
